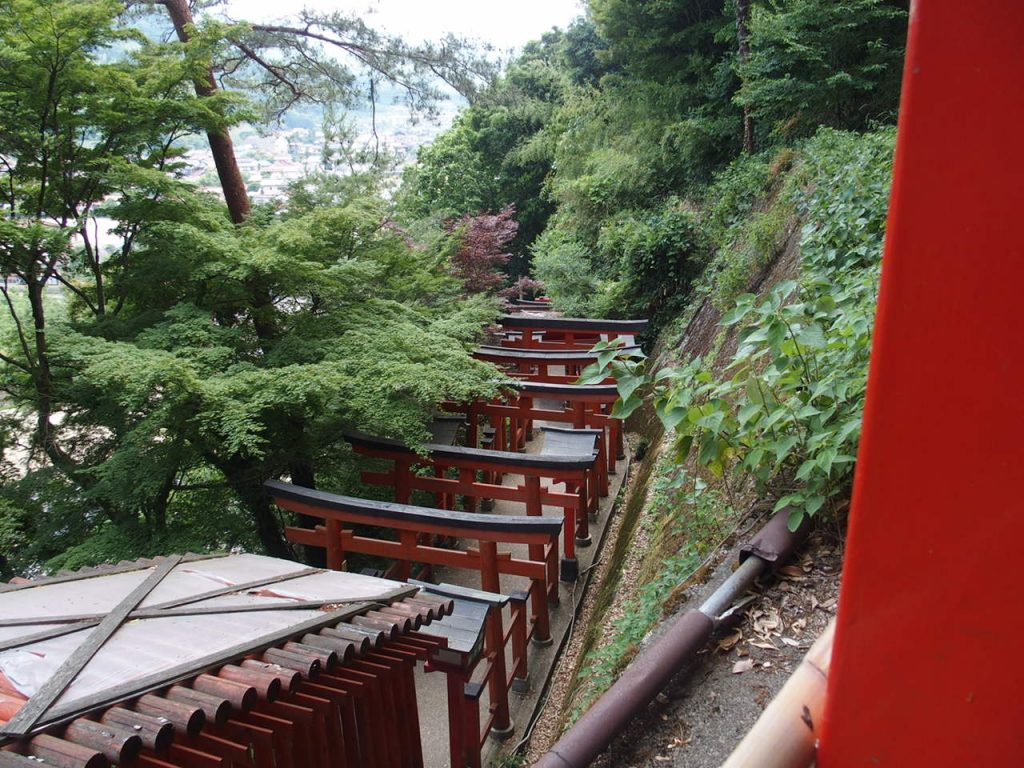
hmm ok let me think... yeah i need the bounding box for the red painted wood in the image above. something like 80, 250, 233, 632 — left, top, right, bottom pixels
819, 3, 1024, 765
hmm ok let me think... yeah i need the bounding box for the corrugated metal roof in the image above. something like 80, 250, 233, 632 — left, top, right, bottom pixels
0, 553, 415, 737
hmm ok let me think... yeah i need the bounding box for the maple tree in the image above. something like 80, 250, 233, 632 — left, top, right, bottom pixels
447, 205, 519, 294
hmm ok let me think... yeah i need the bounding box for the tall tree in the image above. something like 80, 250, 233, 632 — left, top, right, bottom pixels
736, 0, 908, 138
735, 0, 755, 154
161, 0, 251, 224
0, 0, 502, 570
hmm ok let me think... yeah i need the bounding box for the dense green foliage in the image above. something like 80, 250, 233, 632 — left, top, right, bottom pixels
0, 0, 907, 592
738, 0, 908, 139
587, 129, 894, 527
572, 127, 895, 718
0, 0, 501, 576
402, 0, 905, 330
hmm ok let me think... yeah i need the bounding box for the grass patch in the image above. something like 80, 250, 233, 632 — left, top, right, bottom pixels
564, 443, 740, 724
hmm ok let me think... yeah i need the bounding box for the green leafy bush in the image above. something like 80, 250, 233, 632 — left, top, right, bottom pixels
530, 229, 604, 316
596, 199, 710, 326
584, 127, 895, 529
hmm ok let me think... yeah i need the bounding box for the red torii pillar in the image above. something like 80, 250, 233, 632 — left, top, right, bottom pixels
819, 2, 1024, 764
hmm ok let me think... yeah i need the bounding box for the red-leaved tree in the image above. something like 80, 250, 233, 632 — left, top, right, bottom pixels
447, 205, 519, 294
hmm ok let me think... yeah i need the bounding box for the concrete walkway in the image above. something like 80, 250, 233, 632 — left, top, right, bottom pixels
415, 411, 629, 767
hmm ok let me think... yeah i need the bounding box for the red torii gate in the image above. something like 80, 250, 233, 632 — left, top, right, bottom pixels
820, 2, 1024, 764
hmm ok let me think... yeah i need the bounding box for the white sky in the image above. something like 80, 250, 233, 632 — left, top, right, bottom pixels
233, 0, 587, 53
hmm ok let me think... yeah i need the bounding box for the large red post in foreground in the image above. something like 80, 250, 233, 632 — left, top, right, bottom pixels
819, 2, 1024, 764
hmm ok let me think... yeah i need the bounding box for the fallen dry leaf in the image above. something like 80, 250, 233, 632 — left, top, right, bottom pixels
753, 608, 782, 637
732, 658, 755, 674
716, 629, 743, 652
779, 565, 804, 578
749, 639, 779, 651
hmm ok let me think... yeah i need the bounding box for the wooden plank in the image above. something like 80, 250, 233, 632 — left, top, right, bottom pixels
0, 556, 183, 738
144, 567, 321, 610
0, 587, 412, 628
0, 566, 319, 631
0, 623, 95, 651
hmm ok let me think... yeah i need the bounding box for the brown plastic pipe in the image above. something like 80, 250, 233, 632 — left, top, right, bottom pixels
533, 508, 809, 768
720, 619, 835, 768
534, 610, 715, 768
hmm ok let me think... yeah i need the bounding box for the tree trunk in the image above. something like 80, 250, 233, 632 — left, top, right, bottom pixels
162, 0, 252, 224
736, 0, 756, 155
289, 451, 326, 568
220, 458, 293, 560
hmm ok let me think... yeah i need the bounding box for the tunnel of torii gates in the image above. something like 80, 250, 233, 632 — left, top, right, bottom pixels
2, 3, 1022, 766
0, 310, 648, 768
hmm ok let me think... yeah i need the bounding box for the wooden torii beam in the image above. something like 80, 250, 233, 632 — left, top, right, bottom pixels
819, 2, 1024, 764
496, 316, 648, 349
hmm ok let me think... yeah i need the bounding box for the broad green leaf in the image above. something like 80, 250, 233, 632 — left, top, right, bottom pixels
576, 362, 609, 385
659, 406, 688, 431
611, 393, 643, 420
796, 324, 827, 350
787, 508, 805, 532
795, 404, 821, 419
773, 434, 800, 461
804, 495, 826, 516
737, 402, 761, 426
795, 459, 818, 481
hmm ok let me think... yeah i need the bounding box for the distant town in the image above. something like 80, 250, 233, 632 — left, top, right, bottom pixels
180, 99, 461, 202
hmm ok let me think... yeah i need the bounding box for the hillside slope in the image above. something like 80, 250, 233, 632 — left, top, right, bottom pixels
525, 127, 894, 764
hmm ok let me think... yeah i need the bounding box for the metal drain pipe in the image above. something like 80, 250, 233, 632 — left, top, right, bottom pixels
533, 509, 810, 768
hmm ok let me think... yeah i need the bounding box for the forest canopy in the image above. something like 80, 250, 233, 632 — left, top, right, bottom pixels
0, 0, 909, 575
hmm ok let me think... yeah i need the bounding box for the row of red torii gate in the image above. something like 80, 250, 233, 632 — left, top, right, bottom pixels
0, 300, 647, 768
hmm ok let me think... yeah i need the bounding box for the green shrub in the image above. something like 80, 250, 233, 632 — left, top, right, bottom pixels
703, 153, 774, 248
596, 198, 709, 326
530, 229, 604, 316
710, 202, 795, 308
583, 127, 896, 529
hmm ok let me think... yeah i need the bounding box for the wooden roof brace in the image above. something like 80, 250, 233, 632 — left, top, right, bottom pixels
0, 555, 183, 738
